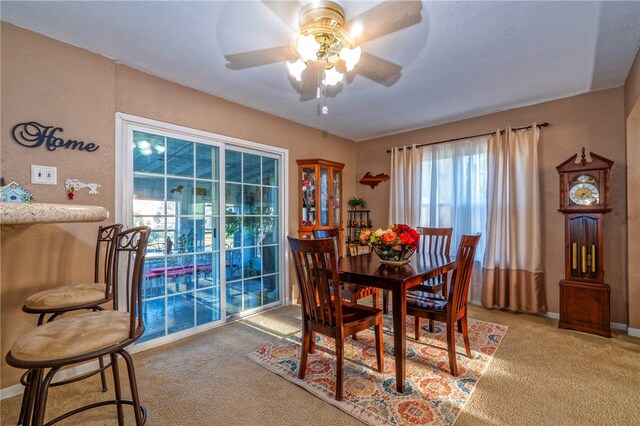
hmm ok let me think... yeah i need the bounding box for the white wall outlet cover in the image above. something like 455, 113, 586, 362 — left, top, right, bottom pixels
31, 165, 57, 185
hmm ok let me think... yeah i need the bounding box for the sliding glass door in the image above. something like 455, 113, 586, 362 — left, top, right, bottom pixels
126, 125, 283, 345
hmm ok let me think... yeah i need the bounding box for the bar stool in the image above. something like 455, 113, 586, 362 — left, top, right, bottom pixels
6, 226, 150, 426
17, 223, 122, 424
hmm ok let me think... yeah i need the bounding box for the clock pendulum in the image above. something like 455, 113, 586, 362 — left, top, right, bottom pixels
556, 148, 613, 337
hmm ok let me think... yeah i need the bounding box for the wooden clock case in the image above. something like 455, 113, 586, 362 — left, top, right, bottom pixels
556, 149, 613, 338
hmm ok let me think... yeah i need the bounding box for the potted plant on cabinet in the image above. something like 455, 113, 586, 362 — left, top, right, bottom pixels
347, 196, 367, 210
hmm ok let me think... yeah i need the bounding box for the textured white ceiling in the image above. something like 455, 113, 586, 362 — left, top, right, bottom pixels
2, 1, 639, 141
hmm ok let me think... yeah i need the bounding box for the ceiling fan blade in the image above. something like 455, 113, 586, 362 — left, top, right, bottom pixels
225, 45, 296, 70
355, 52, 402, 86
347, 0, 423, 44
299, 63, 322, 101
262, 0, 302, 30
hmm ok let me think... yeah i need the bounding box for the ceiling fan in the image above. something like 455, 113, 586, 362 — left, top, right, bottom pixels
224, 1, 423, 102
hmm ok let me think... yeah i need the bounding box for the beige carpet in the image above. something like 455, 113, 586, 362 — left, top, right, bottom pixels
1, 304, 639, 425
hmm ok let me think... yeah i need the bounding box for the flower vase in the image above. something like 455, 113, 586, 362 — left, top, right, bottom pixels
371, 244, 415, 266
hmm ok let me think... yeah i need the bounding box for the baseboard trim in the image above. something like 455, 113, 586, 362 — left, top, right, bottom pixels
628, 327, 640, 337
545, 311, 627, 331
0, 360, 101, 400
1, 383, 24, 400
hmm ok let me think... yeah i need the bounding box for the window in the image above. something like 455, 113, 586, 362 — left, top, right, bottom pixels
419, 136, 488, 260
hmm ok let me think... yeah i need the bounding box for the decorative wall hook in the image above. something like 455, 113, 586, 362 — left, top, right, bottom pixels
359, 172, 390, 189
65, 178, 100, 197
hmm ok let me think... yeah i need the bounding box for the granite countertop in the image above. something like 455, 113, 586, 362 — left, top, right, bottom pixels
0, 202, 109, 225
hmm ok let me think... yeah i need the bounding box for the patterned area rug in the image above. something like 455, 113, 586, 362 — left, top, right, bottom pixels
248, 315, 507, 425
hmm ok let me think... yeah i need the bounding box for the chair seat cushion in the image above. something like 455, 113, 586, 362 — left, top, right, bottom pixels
24, 283, 107, 310
406, 293, 447, 311
9, 310, 130, 364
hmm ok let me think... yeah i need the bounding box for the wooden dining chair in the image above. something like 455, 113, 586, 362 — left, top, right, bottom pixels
288, 236, 384, 401
6, 226, 151, 426
17, 223, 122, 425
383, 227, 453, 319
312, 229, 380, 317
411, 227, 453, 332
406, 233, 481, 377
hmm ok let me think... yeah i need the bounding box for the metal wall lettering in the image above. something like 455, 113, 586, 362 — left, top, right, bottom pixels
11, 121, 100, 152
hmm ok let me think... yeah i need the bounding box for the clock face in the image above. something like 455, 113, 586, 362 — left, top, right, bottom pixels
569, 175, 600, 205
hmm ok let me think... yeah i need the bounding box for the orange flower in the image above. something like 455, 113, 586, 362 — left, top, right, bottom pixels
381, 231, 397, 245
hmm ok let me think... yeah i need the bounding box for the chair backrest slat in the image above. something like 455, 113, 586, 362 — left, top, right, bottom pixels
96, 224, 123, 299
448, 234, 481, 315
288, 236, 342, 329
417, 227, 453, 255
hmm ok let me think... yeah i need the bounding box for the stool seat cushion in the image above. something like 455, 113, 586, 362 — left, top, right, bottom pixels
10, 310, 130, 364
24, 283, 107, 310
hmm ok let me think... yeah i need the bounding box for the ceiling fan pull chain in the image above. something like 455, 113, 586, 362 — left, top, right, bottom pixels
322, 84, 329, 116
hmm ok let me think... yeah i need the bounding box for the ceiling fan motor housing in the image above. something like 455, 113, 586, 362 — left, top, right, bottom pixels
293, 1, 355, 68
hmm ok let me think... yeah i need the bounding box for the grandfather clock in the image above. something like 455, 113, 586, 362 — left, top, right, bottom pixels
556, 148, 613, 337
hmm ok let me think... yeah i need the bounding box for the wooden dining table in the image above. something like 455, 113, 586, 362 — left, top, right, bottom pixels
339, 252, 455, 393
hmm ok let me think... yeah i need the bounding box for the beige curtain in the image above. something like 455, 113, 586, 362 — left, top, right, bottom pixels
389, 145, 422, 227
482, 124, 545, 313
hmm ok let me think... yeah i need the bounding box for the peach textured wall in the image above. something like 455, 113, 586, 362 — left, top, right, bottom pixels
624, 46, 640, 118
0, 23, 356, 388
355, 89, 628, 324
624, 46, 640, 331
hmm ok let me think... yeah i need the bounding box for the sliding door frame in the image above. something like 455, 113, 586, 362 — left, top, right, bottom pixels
115, 112, 289, 353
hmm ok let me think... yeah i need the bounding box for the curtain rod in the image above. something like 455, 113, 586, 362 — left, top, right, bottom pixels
385, 122, 550, 153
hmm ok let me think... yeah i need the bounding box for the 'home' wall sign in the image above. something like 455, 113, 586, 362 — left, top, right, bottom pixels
11, 121, 100, 153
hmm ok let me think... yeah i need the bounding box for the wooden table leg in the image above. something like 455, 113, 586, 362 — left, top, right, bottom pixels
392, 285, 406, 393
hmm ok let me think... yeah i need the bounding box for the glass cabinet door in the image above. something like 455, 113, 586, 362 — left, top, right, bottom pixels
319, 167, 329, 226
332, 169, 341, 227
301, 167, 316, 227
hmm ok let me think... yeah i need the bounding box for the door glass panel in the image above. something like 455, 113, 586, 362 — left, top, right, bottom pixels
301, 167, 315, 226
133, 132, 165, 174
243, 185, 261, 215
224, 149, 281, 317
333, 170, 341, 226
225, 183, 242, 215
134, 130, 221, 344
196, 145, 218, 180
225, 151, 242, 182
262, 187, 278, 215
168, 292, 195, 334
167, 138, 194, 177
243, 153, 261, 185
320, 167, 329, 226
262, 157, 278, 186
196, 287, 220, 326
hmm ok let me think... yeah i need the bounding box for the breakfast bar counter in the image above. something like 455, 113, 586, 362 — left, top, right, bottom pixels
0, 202, 109, 225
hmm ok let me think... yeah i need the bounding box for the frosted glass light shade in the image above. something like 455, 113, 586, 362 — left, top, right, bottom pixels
339, 46, 361, 71
287, 59, 307, 81
322, 66, 344, 86
297, 34, 320, 62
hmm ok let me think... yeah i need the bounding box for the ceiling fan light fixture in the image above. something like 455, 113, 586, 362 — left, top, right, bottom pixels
290, 1, 356, 71
322, 65, 343, 86
287, 58, 307, 81
339, 46, 361, 71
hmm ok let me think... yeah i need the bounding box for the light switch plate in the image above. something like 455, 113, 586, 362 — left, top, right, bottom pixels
31, 165, 57, 185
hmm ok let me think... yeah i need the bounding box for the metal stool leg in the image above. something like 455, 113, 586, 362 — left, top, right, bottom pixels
110, 353, 124, 426
120, 350, 145, 425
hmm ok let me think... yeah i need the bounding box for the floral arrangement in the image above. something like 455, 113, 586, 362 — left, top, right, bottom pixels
358, 224, 420, 262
